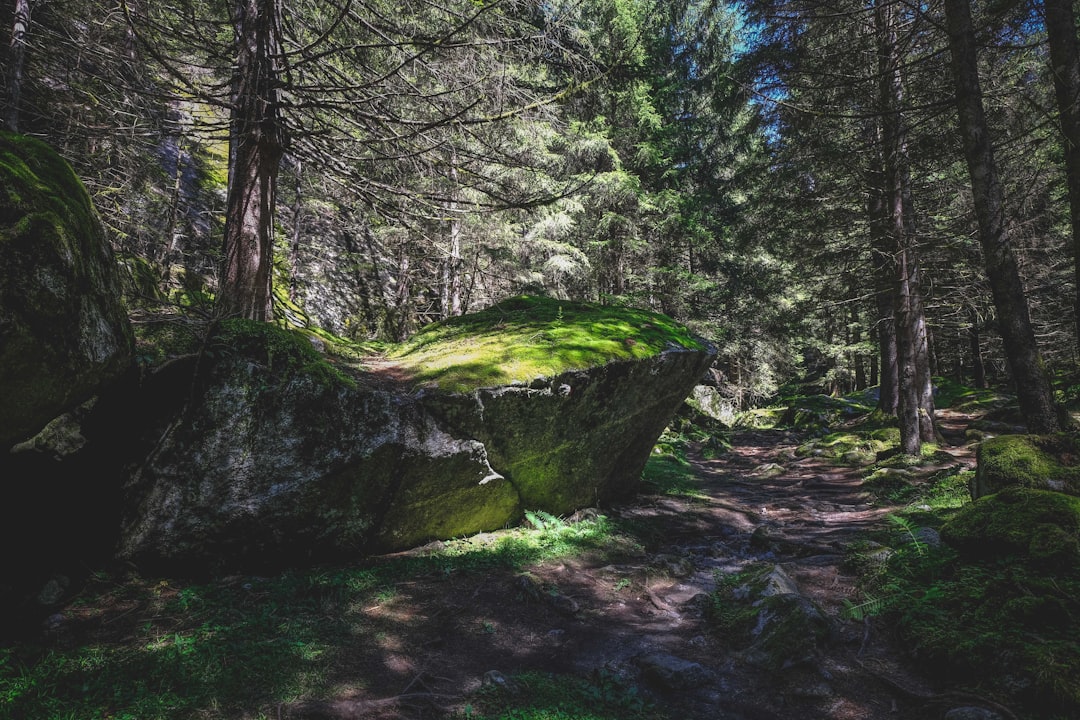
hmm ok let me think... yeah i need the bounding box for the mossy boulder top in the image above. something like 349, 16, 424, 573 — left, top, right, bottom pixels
971, 433, 1080, 500
0, 132, 133, 449
387, 295, 709, 392
119, 305, 715, 572
941, 486, 1080, 567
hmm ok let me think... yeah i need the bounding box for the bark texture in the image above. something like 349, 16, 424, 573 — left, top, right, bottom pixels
1044, 0, 1080, 355
6, 0, 31, 132
943, 0, 1062, 433
218, 0, 285, 321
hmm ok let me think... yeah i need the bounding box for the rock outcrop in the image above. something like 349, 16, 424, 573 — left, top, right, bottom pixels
119, 313, 716, 572
0, 132, 135, 633
0, 132, 133, 450
970, 433, 1080, 500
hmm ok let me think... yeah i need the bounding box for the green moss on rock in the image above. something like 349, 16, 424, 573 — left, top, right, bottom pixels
207, 319, 355, 390
882, 487, 1080, 715
940, 486, 1080, 567
972, 433, 1080, 499
390, 295, 706, 393
0, 132, 133, 447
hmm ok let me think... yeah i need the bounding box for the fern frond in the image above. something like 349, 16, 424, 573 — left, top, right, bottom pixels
887, 514, 926, 556
841, 595, 888, 621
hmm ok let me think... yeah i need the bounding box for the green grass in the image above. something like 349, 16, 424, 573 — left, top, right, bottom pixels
387, 296, 705, 393
640, 430, 712, 499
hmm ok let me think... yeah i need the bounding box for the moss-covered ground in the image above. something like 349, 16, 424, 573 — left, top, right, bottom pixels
709, 377, 1080, 718
830, 382, 1080, 719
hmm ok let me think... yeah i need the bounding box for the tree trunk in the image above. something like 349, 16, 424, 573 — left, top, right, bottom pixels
853, 306, 867, 391
895, 249, 921, 454
867, 126, 898, 415
913, 291, 937, 442
217, 0, 285, 321
394, 240, 411, 341
944, 0, 1063, 433
869, 322, 880, 388
876, 0, 923, 453
441, 150, 463, 318
6, 0, 31, 132
1043, 0, 1080, 356
288, 156, 303, 302
969, 307, 986, 389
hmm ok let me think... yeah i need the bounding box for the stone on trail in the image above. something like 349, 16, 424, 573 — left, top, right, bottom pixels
636, 652, 713, 690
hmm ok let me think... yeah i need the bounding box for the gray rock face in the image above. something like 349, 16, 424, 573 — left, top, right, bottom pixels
0, 132, 133, 450
119, 321, 715, 572
0, 133, 135, 631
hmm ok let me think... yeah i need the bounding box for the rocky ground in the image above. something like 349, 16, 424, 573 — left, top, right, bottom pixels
271, 406, 1014, 720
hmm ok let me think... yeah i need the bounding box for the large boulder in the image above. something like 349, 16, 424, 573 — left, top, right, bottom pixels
0, 132, 133, 449
120, 305, 715, 572
941, 486, 1080, 568
0, 133, 134, 634
970, 433, 1080, 500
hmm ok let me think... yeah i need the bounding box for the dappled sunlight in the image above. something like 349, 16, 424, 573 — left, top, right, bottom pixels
387, 296, 705, 392
4, 402, 1011, 719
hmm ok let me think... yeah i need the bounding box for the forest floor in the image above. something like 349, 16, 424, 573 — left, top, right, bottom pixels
273, 405, 997, 720
8, 405, 1017, 720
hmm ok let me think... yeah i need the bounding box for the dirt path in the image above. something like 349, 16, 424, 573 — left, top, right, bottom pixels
282, 412, 1000, 720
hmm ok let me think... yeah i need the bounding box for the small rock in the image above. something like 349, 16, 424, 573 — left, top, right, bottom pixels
481, 670, 521, 694
914, 527, 941, 549
36, 575, 69, 606
749, 525, 778, 551
754, 462, 786, 478
654, 553, 694, 577
567, 507, 599, 523
681, 592, 714, 615
548, 592, 580, 615
944, 707, 1003, 720
637, 652, 713, 690
758, 565, 800, 598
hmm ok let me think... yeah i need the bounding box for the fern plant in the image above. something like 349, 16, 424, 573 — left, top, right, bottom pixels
524, 509, 563, 531
888, 514, 926, 556
840, 595, 889, 621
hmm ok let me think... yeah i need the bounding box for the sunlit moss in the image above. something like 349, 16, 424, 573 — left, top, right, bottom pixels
974, 433, 1080, 498
388, 295, 705, 393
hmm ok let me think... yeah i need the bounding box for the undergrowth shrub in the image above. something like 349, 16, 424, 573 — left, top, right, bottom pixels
846, 486, 1080, 719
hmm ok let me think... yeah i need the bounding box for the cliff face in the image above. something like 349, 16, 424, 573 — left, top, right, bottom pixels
118, 307, 716, 572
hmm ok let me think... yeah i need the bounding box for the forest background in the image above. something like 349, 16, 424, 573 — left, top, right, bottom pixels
5, 0, 1080, 437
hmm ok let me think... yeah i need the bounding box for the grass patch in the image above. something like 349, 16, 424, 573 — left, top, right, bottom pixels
388, 296, 705, 393
640, 431, 711, 499
932, 376, 1009, 412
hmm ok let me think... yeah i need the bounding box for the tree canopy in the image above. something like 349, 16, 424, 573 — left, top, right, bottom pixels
3, 0, 1078, 422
